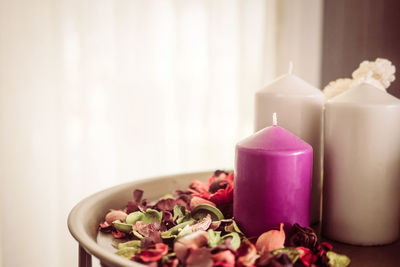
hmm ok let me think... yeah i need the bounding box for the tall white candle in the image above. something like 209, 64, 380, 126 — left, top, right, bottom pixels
323, 82, 400, 245
255, 64, 324, 224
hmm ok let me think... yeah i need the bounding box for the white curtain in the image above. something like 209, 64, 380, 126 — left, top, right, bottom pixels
0, 1, 322, 266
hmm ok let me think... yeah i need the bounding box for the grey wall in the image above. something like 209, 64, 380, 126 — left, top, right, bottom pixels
322, 0, 400, 97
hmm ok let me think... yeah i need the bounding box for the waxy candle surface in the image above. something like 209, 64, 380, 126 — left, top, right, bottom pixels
234, 120, 313, 237
254, 73, 323, 224
323, 83, 400, 245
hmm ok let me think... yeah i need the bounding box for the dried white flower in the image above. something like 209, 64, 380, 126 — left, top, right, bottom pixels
323, 58, 396, 101
352, 58, 395, 90
323, 78, 354, 102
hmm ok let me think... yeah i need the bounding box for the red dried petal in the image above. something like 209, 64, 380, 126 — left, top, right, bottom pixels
112, 229, 126, 239
210, 185, 233, 205
99, 222, 113, 233
226, 173, 234, 183
236, 242, 258, 267
296, 247, 314, 267
189, 180, 209, 194
163, 259, 179, 267
139, 243, 168, 262
318, 242, 333, 251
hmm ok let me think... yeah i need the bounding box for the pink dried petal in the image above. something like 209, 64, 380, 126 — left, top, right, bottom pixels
133, 221, 149, 237
211, 250, 235, 267
155, 198, 176, 212
105, 209, 127, 225
174, 231, 209, 261
186, 247, 213, 267
255, 223, 285, 253
191, 214, 212, 232
209, 221, 221, 230
189, 180, 209, 194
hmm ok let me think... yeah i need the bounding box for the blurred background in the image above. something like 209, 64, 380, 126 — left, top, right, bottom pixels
0, 0, 398, 266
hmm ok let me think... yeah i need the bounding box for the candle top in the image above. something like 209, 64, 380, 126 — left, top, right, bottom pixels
327, 82, 400, 107
258, 74, 323, 97
237, 125, 312, 154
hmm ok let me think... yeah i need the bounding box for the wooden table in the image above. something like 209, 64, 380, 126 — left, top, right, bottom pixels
68, 171, 400, 267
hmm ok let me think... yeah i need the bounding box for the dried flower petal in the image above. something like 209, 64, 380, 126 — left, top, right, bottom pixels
186, 247, 213, 267
190, 180, 210, 195
191, 214, 212, 232
127, 189, 147, 213
174, 230, 209, 261
155, 198, 176, 212
141, 231, 163, 250
296, 247, 314, 267
352, 58, 395, 89
190, 196, 216, 210
105, 209, 128, 225
99, 222, 113, 233
236, 241, 258, 267
271, 248, 299, 263
211, 250, 235, 267
287, 223, 317, 250
112, 229, 126, 239
326, 251, 351, 267
139, 243, 168, 262
191, 204, 224, 221
255, 223, 285, 253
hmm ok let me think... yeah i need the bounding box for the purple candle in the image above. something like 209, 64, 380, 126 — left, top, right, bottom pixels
234, 113, 313, 237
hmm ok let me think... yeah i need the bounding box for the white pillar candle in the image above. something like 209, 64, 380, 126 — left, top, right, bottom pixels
323, 82, 400, 245
255, 64, 324, 224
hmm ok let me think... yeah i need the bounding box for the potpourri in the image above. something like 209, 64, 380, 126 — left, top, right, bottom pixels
99, 170, 350, 267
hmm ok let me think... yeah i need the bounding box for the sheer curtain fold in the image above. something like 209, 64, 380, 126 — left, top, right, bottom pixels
0, 1, 322, 266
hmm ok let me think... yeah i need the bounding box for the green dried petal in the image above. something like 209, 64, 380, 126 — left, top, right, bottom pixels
117, 240, 141, 249
162, 220, 194, 239
132, 231, 144, 239
160, 194, 174, 200
115, 247, 140, 258
176, 224, 193, 238
125, 211, 144, 225
327, 251, 351, 267
161, 232, 177, 239
142, 208, 162, 224
208, 229, 222, 248
112, 220, 132, 233
173, 205, 191, 224
224, 220, 244, 235
271, 248, 300, 263
221, 232, 241, 250
191, 204, 224, 221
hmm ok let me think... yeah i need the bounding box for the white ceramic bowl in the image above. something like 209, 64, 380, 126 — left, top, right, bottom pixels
68, 171, 212, 267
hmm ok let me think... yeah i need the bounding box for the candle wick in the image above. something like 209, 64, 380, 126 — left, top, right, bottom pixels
272, 112, 278, 126
288, 61, 294, 75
